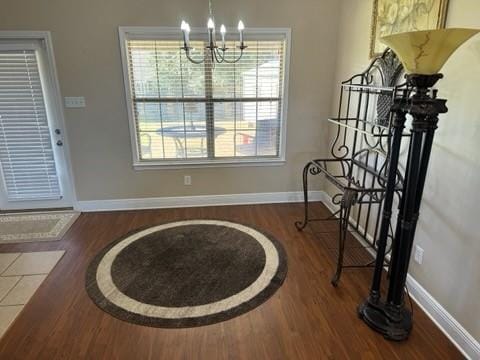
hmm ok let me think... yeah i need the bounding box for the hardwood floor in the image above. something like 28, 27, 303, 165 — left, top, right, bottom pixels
0, 203, 462, 359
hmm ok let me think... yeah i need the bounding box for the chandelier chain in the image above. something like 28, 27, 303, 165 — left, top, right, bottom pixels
208, 0, 213, 19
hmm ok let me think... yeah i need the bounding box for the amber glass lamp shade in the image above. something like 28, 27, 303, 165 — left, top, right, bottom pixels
381, 28, 479, 75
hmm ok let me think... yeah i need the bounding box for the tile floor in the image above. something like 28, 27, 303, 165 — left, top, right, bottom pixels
0, 251, 64, 337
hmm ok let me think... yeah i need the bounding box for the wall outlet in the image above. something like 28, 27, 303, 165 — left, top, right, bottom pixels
184, 175, 192, 186
64, 96, 86, 108
414, 245, 424, 265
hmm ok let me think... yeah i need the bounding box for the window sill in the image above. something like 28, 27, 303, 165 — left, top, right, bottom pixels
133, 158, 286, 170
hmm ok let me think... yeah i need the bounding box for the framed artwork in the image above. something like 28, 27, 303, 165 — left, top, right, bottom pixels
370, 0, 449, 57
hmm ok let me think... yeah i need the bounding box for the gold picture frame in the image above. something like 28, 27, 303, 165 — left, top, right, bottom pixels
370, 0, 450, 58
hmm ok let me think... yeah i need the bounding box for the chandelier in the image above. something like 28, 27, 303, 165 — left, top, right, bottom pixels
180, 0, 247, 64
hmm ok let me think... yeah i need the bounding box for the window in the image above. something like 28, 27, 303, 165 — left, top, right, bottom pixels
119, 27, 290, 167
0, 40, 62, 200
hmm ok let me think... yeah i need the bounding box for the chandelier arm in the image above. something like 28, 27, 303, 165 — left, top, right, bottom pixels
183, 48, 206, 64
213, 48, 225, 63
219, 47, 246, 64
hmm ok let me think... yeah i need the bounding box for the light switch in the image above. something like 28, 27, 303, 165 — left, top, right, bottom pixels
64, 96, 86, 108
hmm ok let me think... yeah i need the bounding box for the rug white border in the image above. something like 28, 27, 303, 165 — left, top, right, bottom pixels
95, 220, 280, 319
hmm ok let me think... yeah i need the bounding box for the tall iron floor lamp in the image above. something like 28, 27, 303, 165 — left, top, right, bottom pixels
358, 28, 479, 341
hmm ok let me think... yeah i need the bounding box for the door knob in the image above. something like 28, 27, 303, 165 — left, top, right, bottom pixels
56, 140, 63, 146
55, 129, 61, 135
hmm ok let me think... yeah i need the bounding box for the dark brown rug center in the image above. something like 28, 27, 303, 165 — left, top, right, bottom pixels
111, 225, 265, 307
85, 220, 287, 328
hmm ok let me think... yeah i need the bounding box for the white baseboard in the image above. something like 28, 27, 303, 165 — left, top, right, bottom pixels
75, 190, 324, 212
406, 275, 479, 359
321, 191, 479, 359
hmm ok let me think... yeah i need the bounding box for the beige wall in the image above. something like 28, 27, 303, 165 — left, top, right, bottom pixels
0, 0, 340, 201
331, 0, 480, 341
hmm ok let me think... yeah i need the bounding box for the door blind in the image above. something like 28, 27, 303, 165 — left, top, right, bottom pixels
0, 49, 61, 201
126, 37, 286, 162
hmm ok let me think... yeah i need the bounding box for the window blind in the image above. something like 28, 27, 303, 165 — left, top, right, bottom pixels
0, 49, 61, 201
125, 37, 286, 163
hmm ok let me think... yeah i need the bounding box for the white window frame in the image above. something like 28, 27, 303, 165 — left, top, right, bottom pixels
118, 26, 291, 169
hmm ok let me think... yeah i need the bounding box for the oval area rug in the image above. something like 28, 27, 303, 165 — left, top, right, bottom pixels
85, 220, 287, 327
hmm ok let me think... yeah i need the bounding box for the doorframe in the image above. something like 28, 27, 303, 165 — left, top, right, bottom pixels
0, 31, 77, 210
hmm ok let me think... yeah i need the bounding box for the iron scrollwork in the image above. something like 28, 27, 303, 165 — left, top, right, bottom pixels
295, 48, 408, 286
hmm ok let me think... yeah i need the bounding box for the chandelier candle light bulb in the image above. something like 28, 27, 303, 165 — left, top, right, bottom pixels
207, 18, 215, 29
181, 21, 191, 48
220, 25, 226, 50
238, 20, 245, 48
207, 18, 215, 48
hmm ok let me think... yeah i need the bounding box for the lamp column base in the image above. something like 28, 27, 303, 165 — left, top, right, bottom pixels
358, 299, 412, 341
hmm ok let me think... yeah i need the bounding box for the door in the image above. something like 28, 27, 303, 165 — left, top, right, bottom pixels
0, 34, 73, 210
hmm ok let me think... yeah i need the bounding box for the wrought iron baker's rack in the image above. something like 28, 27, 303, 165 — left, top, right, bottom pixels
295, 49, 409, 286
